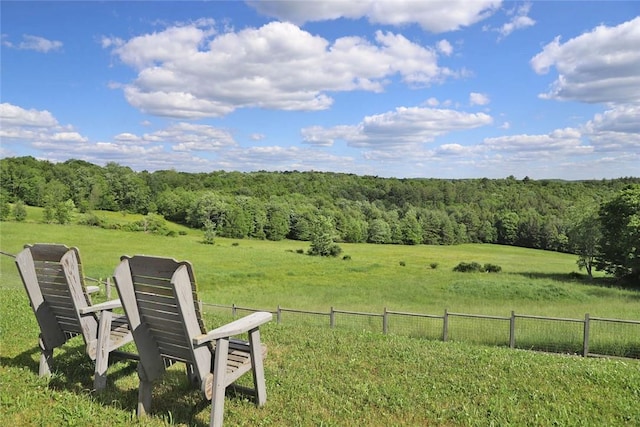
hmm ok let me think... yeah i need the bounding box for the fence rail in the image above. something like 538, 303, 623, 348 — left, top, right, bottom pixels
201, 302, 640, 360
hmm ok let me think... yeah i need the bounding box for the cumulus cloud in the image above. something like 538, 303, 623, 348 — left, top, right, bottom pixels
106, 21, 457, 118
470, 92, 490, 106
2, 34, 63, 52
247, 0, 501, 33
302, 106, 493, 148
482, 128, 591, 155
531, 16, 640, 104
584, 105, 640, 151
436, 39, 453, 56
0, 103, 58, 128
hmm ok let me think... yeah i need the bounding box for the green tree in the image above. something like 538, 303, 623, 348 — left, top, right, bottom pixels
0, 192, 11, 220
595, 185, 640, 282
400, 209, 422, 245
308, 215, 342, 257
368, 218, 391, 244
497, 211, 519, 245
567, 209, 601, 279
55, 199, 75, 224
13, 200, 27, 221
202, 218, 216, 245
221, 203, 252, 239
264, 200, 290, 241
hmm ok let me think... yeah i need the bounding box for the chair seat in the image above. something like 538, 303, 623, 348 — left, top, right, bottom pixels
15, 243, 136, 390
113, 255, 272, 427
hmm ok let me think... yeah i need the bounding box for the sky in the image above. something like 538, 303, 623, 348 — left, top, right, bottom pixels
1, 1, 639, 180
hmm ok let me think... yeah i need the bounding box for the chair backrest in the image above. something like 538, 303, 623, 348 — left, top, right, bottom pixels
15, 244, 98, 350
113, 255, 210, 383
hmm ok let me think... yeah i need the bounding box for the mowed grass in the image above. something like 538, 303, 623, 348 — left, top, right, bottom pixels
1, 218, 640, 425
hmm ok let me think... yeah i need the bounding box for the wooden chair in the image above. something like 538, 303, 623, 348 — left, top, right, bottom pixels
14, 243, 135, 390
112, 255, 272, 427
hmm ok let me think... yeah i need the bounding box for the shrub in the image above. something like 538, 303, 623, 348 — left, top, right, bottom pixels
78, 213, 103, 227
484, 263, 502, 273
453, 262, 483, 273
453, 261, 502, 273
342, 254, 351, 261
430, 262, 439, 269
399, 261, 406, 266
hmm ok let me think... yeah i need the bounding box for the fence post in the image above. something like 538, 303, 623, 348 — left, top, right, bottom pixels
276, 305, 281, 324
583, 313, 590, 357
443, 309, 449, 342
105, 277, 112, 300
330, 306, 335, 328
383, 307, 388, 334
232, 304, 237, 318
510, 311, 516, 349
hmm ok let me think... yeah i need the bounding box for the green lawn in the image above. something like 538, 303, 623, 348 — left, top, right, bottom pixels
1, 219, 640, 425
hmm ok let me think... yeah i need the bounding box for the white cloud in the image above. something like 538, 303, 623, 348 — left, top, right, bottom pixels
531, 17, 640, 104
425, 97, 440, 107
247, 0, 501, 33
3, 34, 63, 52
302, 106, 493, 148
494, 2, 535, 39
436, 39, 453, 56
107, 21, 456, 119
482, 127, 591, 155
584, 105, 640, 151
470, 92, 490, 106
0, 103, 58, 127
51, 132, 88, 143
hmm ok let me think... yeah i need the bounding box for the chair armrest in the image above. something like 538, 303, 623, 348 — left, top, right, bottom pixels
86, 285, 100, 294
193, 311, 272, 346
78, 299, 122, 315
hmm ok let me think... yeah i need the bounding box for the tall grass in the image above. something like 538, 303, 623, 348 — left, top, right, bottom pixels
1, 219, 638, 321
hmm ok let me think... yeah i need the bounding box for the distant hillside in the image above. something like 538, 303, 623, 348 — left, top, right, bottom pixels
1, 156, 638, 253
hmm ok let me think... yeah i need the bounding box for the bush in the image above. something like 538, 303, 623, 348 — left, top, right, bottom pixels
453, 262, 483, 273
453, 261, 502, 273
430, 262, 439, 269
399, 261, 406, 266
78, 213, 103, 227
484, 263, 502, 273
342, 254, 351, 261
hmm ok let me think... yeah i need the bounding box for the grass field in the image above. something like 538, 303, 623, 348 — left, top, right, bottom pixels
1, 216, 640, 425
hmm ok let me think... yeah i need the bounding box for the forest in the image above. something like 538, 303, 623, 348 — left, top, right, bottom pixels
1, 156, 638, 281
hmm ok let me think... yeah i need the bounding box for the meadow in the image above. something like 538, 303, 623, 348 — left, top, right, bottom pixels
1, 215, 639, 425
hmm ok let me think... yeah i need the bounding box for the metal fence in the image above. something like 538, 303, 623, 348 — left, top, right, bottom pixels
201, 302, 640, 360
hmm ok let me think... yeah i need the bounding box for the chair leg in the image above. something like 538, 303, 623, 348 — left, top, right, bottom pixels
210, 338, 229, 427
94, 310, 112, 391
249, 328, 267, 406
137, 365, 153, 417
38, 337, 53, 377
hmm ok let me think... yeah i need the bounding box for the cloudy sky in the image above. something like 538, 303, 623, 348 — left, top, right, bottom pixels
1, 1, 639, 179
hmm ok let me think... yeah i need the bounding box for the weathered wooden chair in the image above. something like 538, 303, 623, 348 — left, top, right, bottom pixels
112, 254, 272, 427
14, 243, 135, 390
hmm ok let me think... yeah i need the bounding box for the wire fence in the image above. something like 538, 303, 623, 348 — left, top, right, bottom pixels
202, 302, 640, 360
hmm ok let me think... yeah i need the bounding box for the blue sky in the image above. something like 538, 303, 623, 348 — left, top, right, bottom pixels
1, 1, 639, 179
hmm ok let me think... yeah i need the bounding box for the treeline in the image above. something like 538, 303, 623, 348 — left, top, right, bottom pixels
1, 156, 638, 253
